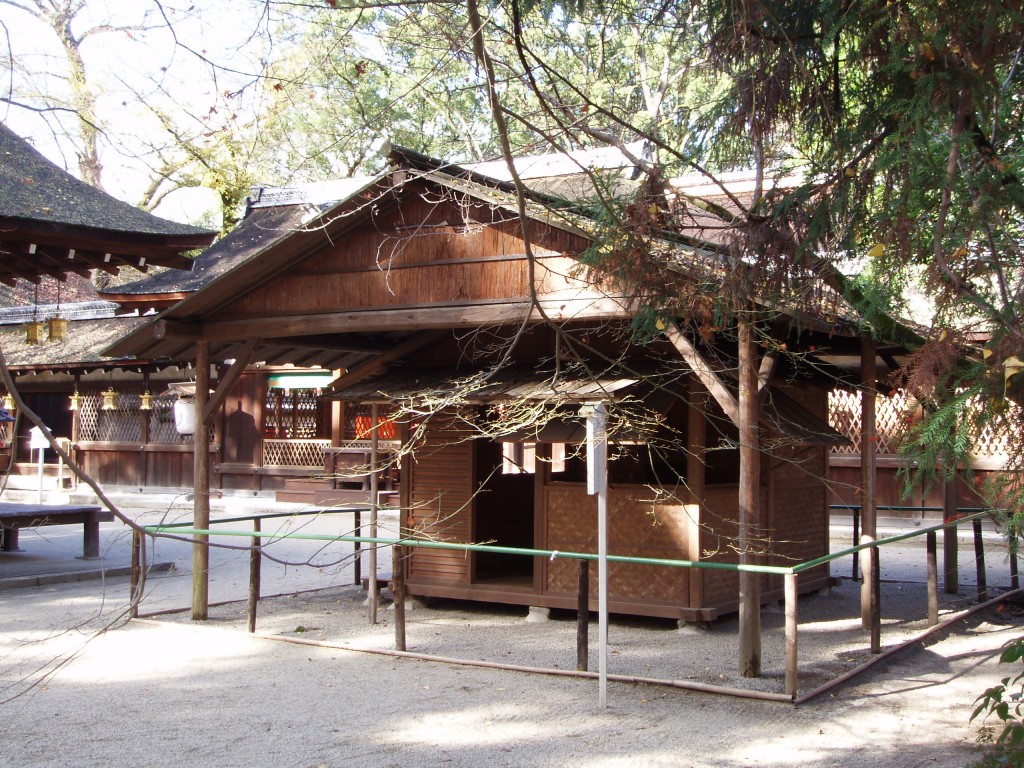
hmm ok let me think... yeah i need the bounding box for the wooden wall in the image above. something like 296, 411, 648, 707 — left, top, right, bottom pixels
544, 484, 691, 612
405, 412, 476, 586
219, 193, 592, 322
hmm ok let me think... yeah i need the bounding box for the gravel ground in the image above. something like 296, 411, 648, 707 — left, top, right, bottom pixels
1, 496, 1022, 767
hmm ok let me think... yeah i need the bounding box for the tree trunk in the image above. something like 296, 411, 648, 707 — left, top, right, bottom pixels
738, 318, 761, 677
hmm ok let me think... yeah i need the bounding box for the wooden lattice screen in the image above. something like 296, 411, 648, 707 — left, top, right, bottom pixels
79, 390, 189, 443
828, 388, 1014, 463
828, 389, 918, 455
149, 395, 188, 444
265, 389, 323, 439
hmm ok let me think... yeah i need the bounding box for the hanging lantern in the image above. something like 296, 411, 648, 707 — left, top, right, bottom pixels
101, 387, 118, 410
48, 316, 68, 342
68, 389, 82, 411
2, 393, 14, 413
173, 395, 196, 435
139, 390, 153, 411
24, 320, 44, 345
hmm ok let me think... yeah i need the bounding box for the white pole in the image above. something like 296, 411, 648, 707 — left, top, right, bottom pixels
36, 447, 43, 504
584, 402, 609, 709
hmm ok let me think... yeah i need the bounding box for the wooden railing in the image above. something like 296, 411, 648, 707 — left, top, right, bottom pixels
262, 438, 332, 468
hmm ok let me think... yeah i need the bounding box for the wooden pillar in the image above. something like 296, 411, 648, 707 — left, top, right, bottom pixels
191, 340, 211, 621
577, 559, 589, 672
686, 377, 706, 612
130, 528, 142, 619
870, 545, 881, 653
926, 531, 939, 625
738, 319, 761, 678
974, 518, 988, 602
248, 517, 262, 633
368, 403, 379, 625
860, 334, 878, 629
943, 478, 959, 593
392, 539, 406, 651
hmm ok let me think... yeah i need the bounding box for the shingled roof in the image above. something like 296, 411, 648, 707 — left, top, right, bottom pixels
0, 122, 216, 284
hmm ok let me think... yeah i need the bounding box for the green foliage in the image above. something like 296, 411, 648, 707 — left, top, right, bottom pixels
973, 638, 1024, 747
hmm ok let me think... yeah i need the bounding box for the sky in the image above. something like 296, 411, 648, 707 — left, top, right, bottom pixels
0, 0, 274, 226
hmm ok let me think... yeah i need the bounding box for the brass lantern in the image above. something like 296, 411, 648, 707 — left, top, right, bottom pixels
48, 316, 68, 342
1, 392, 14, 413
139, 390, 153, 411
24, 320, 44, 345
68, 389, 82, 411
101, 387, 118, 410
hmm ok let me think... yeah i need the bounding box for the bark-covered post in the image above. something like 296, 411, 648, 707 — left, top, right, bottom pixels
191, 340, 211, 621
860, 334, 878, 630
577, 559, 589, 672
943, 478, 959, 593
738, 319, 761, 678
926, 531, 939, 625
248, 517, 262, 633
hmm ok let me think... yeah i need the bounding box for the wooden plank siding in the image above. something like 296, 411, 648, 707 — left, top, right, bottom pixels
406, 413, 477, 585
215, 197, 595, 322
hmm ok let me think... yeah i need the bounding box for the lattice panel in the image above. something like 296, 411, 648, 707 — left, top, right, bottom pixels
97, 393, 142, 442
149, 396, 186, 444
345, 403, 398, 440
262, 438, 331, 468
828, 389, 917, 455
265, 389, 323, 439
829, 388, 1016, 463
967, 397, 1019, 460
78, 392, 101, 441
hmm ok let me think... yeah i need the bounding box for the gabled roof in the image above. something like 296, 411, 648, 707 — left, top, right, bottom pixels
0, 122, 216, 284
103, 165, 608, 368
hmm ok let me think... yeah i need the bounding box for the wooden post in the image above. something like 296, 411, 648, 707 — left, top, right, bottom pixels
738, 319, 761, 678
1012, 547, 1019, 590
130, 528, 141, 619
870, 545, 881, 654
353, 508, 362, 587
860, 334, 877, 629
784, 572, 798, 699
851, 507, 860, 580
248, 517, 262, 633
392, 540, 406, 652
926, 531, 938, 626
368, 403, 379, 625
943, 478, 959, 594
191, 340, 211, 621
973, 518, 988, 602
577, 559, 589, 672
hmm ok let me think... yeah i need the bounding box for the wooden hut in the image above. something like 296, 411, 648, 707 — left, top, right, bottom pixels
106, 145, 863, 621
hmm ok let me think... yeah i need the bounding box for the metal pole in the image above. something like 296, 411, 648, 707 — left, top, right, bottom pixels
583, 401, 608, 709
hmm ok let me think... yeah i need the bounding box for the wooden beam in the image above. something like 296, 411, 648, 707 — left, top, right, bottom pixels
154, 318, 203, 342
757, 350, 779, 403
332, 330, 447, 390
204, 338, 259, 421
860, 334, 878, 631
665, 322, 739, 426
200, 296, 631, 341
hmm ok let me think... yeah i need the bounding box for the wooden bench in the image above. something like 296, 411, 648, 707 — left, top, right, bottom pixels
0, 503, 113, 559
